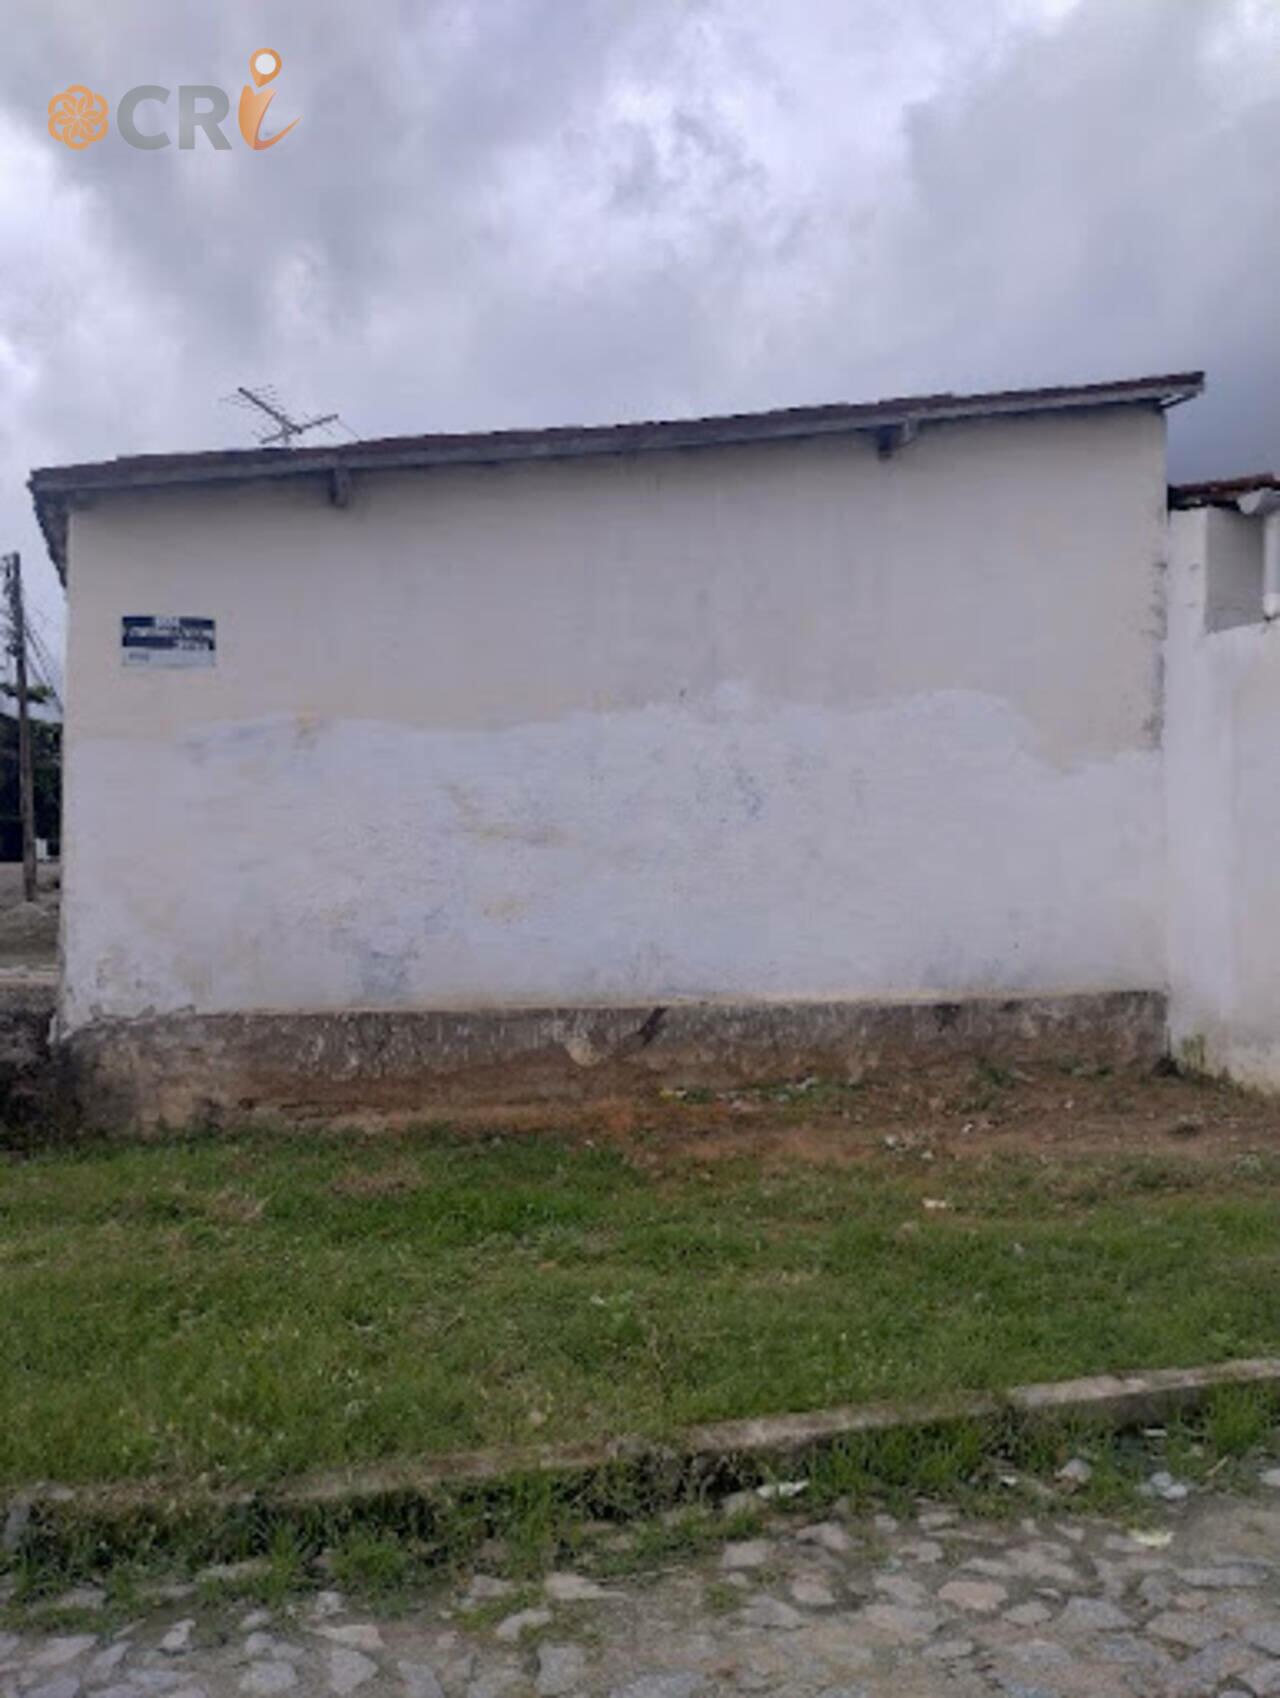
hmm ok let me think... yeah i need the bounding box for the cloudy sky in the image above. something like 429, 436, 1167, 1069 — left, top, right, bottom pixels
3, 0, 1279, 653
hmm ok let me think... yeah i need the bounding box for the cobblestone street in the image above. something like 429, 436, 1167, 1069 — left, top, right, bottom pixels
5, 1479, 1280, 1698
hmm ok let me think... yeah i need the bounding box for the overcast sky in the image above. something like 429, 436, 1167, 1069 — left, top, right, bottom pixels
3, 0, 1279, 656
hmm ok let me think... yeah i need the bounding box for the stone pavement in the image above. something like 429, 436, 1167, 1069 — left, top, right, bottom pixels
4, 1481, 1280, 1698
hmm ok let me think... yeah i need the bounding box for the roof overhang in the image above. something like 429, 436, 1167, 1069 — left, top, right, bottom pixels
1169, 473, 1280, 510
31, 370, 1204, 583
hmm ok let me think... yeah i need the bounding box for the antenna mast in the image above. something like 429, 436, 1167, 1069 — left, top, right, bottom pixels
233, 385, 341, 448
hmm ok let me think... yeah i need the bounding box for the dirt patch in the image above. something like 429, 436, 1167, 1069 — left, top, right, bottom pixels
330, 1157, 427, 1198
477, 1061, 1280, 1174
60, 992, 1165, 1133
206, 1187, 267, 1223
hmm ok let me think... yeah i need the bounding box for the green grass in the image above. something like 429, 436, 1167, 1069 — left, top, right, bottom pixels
2, 1126, 1279, 1491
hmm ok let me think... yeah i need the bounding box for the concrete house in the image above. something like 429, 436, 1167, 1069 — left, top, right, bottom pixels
31, 369, 1280, 1122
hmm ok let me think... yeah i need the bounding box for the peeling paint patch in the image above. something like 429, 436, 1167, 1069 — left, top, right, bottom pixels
61, 686, 1164, 1031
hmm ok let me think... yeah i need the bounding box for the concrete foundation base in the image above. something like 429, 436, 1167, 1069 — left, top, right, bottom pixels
61, 990, 1167, 1132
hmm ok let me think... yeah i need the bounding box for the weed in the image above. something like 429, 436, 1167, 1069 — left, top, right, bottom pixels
1179, 1035, 1210, 1076
589, 1508, 722, 1578
975, 1060, 1017, 1090
329, 1532, 419, 1599
1202, 1384, 1279, 1457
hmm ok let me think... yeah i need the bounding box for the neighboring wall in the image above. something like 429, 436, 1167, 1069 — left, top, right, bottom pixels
60, 408, 1169, 1032
1166, 506, 1280, 1087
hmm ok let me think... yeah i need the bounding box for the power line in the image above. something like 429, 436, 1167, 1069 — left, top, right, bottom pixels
20, 605, 63, 713
2, 554, 37, 900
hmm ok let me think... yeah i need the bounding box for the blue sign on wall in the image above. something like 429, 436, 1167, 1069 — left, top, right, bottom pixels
122, 615, 216, 669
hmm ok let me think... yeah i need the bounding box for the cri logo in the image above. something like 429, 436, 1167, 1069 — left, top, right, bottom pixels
47, 51, 299, 151
238, 50, 299, 151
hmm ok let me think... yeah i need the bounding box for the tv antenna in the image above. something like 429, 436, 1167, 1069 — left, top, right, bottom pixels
227, 384, 346, 448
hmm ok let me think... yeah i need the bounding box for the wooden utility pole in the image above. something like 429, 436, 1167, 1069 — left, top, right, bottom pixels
3, 553, 37, 902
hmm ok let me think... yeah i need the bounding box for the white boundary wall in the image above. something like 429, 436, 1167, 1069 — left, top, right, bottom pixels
1167, 506, 1280, 1087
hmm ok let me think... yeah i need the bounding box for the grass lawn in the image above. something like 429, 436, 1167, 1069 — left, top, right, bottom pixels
3, 1071, 1279, 1492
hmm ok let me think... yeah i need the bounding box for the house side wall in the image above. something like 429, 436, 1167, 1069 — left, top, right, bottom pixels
60, 408, 1169, 1031
1167, 507, 1280, 1086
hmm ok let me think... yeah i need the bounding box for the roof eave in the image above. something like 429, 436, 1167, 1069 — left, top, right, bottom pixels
1169, 473, 1280, 510
31, 370, 1206, 584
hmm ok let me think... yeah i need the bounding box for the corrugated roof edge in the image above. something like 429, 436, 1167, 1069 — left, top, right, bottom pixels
31, 370, 1204, 582
1170, 473, 1280, 509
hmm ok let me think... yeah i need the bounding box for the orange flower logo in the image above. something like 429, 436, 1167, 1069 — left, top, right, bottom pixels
48, 84, 110, 149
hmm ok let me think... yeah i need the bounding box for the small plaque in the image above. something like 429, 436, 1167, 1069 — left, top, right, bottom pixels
122, 616, 216, 669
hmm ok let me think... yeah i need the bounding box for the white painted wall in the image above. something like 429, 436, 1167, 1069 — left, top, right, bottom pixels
1166, 506, 1280, 1087
60, 408, 1170, 1030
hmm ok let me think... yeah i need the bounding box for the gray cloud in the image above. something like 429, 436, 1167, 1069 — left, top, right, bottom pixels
2, 0, 1278, 648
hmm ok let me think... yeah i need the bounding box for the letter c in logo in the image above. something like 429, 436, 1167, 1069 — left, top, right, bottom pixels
117, 86, 171, 149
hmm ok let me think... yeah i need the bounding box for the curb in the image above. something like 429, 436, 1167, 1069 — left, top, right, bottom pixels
8, 1357, 1280, 1538
280, 1356, 1280, 1508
